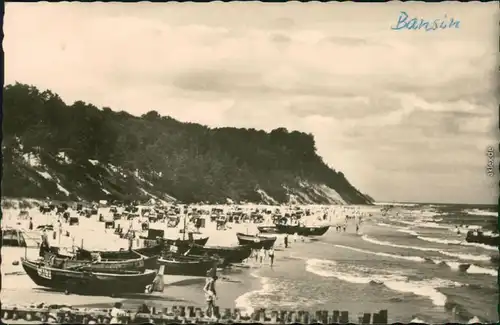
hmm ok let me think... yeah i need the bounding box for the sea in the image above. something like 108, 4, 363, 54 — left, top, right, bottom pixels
235, 204, 499, 323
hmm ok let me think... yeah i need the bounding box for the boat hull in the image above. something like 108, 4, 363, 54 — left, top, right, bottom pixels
21, 258, 157, 295
275, 225, 330, 236
465, 231, 499, 247
236, 233, 277, 250
186, 244, 253, 264
76, 247, 161, 269
48, 254, 157, 273
158, 256, 216, 276
257, 226, 278, 234
164, 237, 209, 247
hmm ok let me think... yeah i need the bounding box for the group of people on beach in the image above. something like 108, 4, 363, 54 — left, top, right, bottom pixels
250, 246, 276, 267
334, 215, 362, 234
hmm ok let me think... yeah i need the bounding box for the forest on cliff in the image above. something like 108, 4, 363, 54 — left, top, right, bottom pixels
2, 83, 372, 204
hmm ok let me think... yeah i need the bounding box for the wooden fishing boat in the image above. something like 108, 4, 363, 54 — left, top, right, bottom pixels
74, 247, 161, 269
2, 228, 27, 247
158, 255, 217, 276
275, 224, 330, 236
257, 226, 278, 234
236, 233, 276, 249
45, 252, 157, 273
185, 244, 253, 264
164, 236, 209, 247
465, 230, 499, 247
21, 258, 158, 295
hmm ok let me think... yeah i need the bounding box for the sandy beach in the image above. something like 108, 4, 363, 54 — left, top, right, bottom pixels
1, 205, 299, 315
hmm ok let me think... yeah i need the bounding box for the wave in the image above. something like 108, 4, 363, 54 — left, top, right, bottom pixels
334, 244, 426, 262
397, 228, 419, 236
234, 272, 272, 315
428, 259, 497, 277
418, 235, 498, 252
399, 220, 450, 229
438, 250, 491, 262
465, 264, 498, 277
376, 223, 419, 236
362, 235, 437, 252
464, 209, 497, 217
417, 236, 461, 245
361, 235, 493, 262
305, 258, 459, 307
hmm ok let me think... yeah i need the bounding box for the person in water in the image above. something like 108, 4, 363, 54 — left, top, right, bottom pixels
204, 275, 218, 318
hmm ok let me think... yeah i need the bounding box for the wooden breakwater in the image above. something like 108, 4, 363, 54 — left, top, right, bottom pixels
2, 303, 389, 324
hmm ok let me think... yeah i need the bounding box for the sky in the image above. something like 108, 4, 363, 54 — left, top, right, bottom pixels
4, 2, 499, 204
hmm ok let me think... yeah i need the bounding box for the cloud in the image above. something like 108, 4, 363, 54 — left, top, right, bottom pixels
4, 2, 498, 204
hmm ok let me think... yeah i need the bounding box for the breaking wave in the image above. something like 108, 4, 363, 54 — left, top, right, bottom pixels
361, 235, 493, 262
334, 244, 426, 262
305, 258, 461, 307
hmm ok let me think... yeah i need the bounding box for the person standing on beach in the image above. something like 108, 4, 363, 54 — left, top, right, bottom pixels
204, 275, 218, 318
284, 235, 288, 248
259, 247, 265, 264
268, 247, 275, 267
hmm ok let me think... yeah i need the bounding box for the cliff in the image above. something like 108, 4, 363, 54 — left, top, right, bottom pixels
2, 83, 373, 205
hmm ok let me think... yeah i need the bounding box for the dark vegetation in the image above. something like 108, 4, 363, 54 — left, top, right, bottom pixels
2, 83, 373, 204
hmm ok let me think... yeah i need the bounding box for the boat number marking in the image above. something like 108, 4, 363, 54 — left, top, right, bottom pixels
37, 267, 52, 279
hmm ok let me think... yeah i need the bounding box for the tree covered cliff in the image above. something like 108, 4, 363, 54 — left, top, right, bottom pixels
2, 83, 373, 204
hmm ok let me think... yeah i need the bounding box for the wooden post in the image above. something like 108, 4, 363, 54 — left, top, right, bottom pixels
194, 308, 203, 320
315, 310, 323, 323
340, 311, 349, 323
213, 306, 220, 319
279, 310, 288, 324
258, 309, 266, 322
301, 311, 310, 324
271, 310, 278, 323
362, 313, 371, 324
321, 310, 329, 324
378, 310, 388, 324
186, 306, 194, 318
232, 308, 241, 321
223, 308, 231, 320
290, 311, 298, 323
372, 312, 380, 324
331, 310, 340, 323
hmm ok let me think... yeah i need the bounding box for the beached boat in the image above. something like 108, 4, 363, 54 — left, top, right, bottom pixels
257, 225, 278, 234
74, 247, 161, 269
21, 258, 158, 295
465, 230, 499, 247
236, 233, 277, 249
164, 236, 209, 247
185, 244, 253, 264
275, 224, 330, 236
2, 228, 27, 247
45, 252, 157, 273
158, 255, 216, 276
